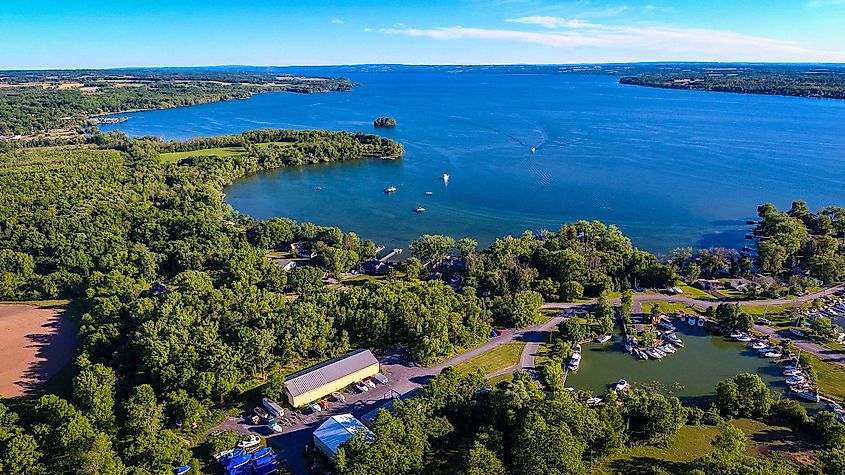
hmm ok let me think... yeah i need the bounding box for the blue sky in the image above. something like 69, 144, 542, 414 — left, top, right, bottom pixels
2, 0, 845, 69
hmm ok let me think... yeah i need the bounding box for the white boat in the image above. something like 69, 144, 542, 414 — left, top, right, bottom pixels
624, 339, 634, 352
595, 334, 612, 343
586, 397, 602, 406
425, 191, 433, 195
613, 379, 631, 392
567, 352, 582, 371
331, 391, 346, 402
758, 346, 773, 353
785, 362, 802, 371
730, 330, 743, 339
364, 378, 376, 389
660, 344, 676, 353
237, 435, 261, 449
783, 368, 803, 376
659, 321, 676, 331
441, 173, 449, 181
384, 186, 397, 193
736, 334, 752, 342
687, 317, 697, 326
634, 348, 648, 360
665, 333, 682, 344
792, 387, 820, 403
268, 421, 284, 433
765, 350, 783, 358
646, 348, 664, 359
573, 344, 582, 354
415, 207, 425, 213
786, 375, 807, 385
531, 147, 536, 153
789, 328, 806, 337
751, 341, 768, 350
697, 318, 706, 327
309, 402, 323, 413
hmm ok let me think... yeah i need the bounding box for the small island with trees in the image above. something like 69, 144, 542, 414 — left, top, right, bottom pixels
373, 116, 397, 127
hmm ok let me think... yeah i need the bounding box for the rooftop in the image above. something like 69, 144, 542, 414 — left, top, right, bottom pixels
285, 349, 378, 399
313, 413, 373, 456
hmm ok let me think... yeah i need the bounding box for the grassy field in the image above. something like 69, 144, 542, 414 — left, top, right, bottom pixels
158, 146, 247, 163
642, 301, 704, 316
676, 283, 719, 300
452, 342, 525, 376
598, 419, 799, 474
804, 353, 845, 401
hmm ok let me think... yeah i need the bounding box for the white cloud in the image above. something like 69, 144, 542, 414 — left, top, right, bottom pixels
331, 19, 344, 24
505, 16, 605, 29
380, 23, 845, 62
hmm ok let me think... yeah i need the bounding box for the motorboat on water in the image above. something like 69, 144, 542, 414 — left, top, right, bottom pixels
573, 343, 582, 354
665, 333, 682, 344
792, 387, 820, 403
634, 348, 648, 360
751, 341, 768, 350
567, 352, 582, 371
736, 334, 752, 342
765, 350, 783, 358
384, 186, 397, 193
646, 348, 665, 359
425, 191, 433, 195
624, 339, 634, 352
176, 465, 192, 475
596, 334, 612, 343
786, 375, 807, 385
730, 330, 743, 339
415, 207, 425, 213
659, 321, 676, 331
441, 173, 450, 181
784, 368, 804, 376
660, 344, 676, 353
687, 317, 697, 326
613, 379, 631, 392
698, 318, 706, 327
758, 346, 773, 354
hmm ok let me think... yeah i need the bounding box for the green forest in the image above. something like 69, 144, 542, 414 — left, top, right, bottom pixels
0, 70, 352, 137
1, 127, 844, 474
618, 65, 845, 99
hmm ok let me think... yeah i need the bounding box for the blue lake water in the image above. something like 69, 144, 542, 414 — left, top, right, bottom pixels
102, 72, 845, 253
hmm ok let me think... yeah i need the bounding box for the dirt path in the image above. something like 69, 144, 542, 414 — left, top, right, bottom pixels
0, 303, 77, 398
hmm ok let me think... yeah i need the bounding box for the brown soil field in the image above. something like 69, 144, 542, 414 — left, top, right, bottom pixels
0, 303, 77, 398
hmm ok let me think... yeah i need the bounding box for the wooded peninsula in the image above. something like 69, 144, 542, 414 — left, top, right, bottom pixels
0, 69, 353, 138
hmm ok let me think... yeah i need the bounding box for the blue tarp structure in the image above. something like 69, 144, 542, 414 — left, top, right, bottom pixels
312, 413, 374, 460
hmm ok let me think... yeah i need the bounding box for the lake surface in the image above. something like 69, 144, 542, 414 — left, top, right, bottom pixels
566, 324, 794, 403
102, 72, 845, 253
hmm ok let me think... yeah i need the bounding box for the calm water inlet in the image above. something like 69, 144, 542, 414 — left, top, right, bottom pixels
102, 73, 845, 252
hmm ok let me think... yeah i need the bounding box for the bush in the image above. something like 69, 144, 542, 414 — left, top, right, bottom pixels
204, 431, 240, 456
771, 399, 808, 427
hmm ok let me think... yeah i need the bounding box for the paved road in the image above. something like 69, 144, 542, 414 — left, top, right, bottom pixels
213, 285, 844, 474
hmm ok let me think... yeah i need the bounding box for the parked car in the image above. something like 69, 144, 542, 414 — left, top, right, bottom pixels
373, 373, 389, 385
756, 318, 771, 325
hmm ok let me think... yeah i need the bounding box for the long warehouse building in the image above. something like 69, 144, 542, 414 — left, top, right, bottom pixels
284, 349, 380, 407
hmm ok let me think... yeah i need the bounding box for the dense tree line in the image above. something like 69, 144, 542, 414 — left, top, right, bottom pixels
335, 367, 845, 475
0, 69, 353, 136
620, 66, 845, 100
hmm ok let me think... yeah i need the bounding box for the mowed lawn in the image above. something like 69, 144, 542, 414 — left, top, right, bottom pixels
598, 419, 797, 474
452, 342, 525, 376
158, 146, 247, 163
